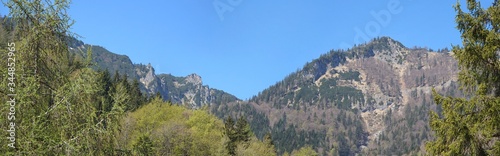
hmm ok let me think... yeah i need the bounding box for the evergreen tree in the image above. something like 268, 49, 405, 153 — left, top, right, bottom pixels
223, 116, 252, 155
224, 116, 237, 155
97, 69, 113, 115
235, 116, 252, 144
112, 82, 130, 113
128, 78, 144, 111
426, 1, 500, 155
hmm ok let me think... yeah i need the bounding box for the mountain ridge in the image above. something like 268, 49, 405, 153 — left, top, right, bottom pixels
67, 39, 240, 108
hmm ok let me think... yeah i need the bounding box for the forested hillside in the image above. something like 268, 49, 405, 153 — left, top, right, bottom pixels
2, 0, 500, 155
0, 1, 264, 155
0, 5, 461, 155
212, 37, 462, 155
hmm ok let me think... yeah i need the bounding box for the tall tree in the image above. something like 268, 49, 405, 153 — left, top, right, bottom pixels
128, 78, 144, 111
235, 116, 251, 144
223, 116, 252, 156
96, 69, 113, 115
0, 0, 124, 154
426, 0, 500, 155
2, 0, 77, 154
224, 116, 237, 156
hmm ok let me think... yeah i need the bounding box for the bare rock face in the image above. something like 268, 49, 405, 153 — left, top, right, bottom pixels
79, 42, 239, 109
135, 68, 239, 108
138, 63, 157, 90
185, 73, 202, 85
156, 73, 238, 109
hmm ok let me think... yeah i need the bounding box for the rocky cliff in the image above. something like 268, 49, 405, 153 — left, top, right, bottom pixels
69, 41, 239, 108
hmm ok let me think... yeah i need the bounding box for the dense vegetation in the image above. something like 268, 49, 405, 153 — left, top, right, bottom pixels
2, 0, 499, 155
426, 0, 500, 155
118, 98, 276, 155
0, 0, 269, 155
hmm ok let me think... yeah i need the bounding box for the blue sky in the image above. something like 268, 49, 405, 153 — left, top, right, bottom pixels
1, 0, 494, 100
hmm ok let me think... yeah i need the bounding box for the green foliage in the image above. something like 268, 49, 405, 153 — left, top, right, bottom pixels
0, 0, 125, 154
319, 79, 364, 110
0, 1, 149, 154
119, 99, 273, 155
133, 135, 155, 156
294, 85, 319, 104
264, 132, 277, 153
291, 146, 318, 156
87, 45, 137, 79
223, 116, 252, 155
212, 102, 271, 140
339, 70, 361, 81
236, 137, 277, 156
426, 1, 500, 155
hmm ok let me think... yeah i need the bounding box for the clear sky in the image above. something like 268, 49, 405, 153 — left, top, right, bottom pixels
1, 0, 495, 100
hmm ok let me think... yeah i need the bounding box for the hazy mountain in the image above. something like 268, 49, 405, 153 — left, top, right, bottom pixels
211, 37, 461, 155
68, 39, 239, 108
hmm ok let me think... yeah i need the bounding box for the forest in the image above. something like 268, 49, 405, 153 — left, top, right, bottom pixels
1, 0, 500, 155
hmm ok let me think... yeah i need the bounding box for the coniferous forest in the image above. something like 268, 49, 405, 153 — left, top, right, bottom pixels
1, 0, 500, 155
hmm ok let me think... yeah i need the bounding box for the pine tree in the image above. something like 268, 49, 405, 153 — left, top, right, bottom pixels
235, 116, 251, 144
128, 78, 144, 111
426, 1, 500, 155
223, 116, 253, 156
97, 69, 113, 115
224, 116, 237, 156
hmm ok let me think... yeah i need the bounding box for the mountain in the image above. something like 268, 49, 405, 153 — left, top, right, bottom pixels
69, 36, 460, 155
68, 39, 239, 108
0, 6, 475, 155
211, 37, 460, 155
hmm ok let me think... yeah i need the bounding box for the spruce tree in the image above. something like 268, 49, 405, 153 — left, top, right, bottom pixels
223, 116, 252, 155
426, 0, 500, 155
235, 116, 251, 144
224, 116, 237, 155
128, 78, 144, 111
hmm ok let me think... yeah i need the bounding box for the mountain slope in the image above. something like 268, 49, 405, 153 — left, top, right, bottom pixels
69, 36, 459, 155
68, 40, 239, 108
212, 37, 460, 155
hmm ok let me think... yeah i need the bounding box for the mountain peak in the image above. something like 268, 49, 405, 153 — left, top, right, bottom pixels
370, 36, 404, 47
360, 37, 406, 51
138, 63, 157, 90
185, 73, 202, 85
355, 37, 409, 65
